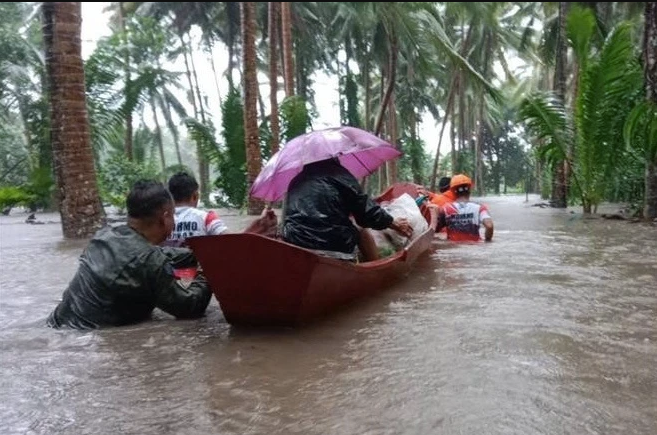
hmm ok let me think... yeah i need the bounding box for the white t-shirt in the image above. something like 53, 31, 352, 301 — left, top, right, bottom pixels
167, 206, 228, 244
442, 201, 491, 241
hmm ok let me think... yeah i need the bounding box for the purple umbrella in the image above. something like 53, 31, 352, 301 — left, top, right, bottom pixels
250, 126, 402, 201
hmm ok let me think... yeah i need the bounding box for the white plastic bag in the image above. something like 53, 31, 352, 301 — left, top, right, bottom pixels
381, 193, 428, 249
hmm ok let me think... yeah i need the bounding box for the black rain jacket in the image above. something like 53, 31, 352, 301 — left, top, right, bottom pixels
281, 159, 393, 254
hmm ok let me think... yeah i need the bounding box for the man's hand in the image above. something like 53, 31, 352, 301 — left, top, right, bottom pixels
390, 217, 413, 238
416, 186, 430, 197
244, 206, 278, 236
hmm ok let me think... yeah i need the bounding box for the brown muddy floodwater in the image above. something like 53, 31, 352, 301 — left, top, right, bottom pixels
1, 195, 656, 435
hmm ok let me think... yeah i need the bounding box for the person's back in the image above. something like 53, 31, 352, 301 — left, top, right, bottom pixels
166, 171, 227, 246
282, 158, 410, 259
442, 201, 491, 241
439, 174, 494, 242
48, 180, 212, 330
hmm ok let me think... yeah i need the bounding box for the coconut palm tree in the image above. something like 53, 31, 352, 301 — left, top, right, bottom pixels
642, 2, 657, 219
241, 2, 264, 215
42, 2, 105, 238
625, 2, 657, 219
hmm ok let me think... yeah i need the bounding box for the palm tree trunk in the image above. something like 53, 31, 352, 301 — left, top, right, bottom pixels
268, 2, 281, 154
209, 45, 223, 106
364, 56, 371, 130
450, 102, 456, 173
150, 96, 166, 175
242, 1, 264, 215
430, 81, 456, 191
374, 32, 397, 136
188, 33, 210, 204
257, 86, 267, 122
118, 2, 133, 160
457, 71, 465, 172
475, 101, 485, 196
281, 2, 295, 98
552, 1, 569, 208
162, 99, 183, 166
475, 35, 493, 196
43, 1, 105, 238
376, 66, 387, 194
181, 34, 199, 118
226, 1, 240, 90
386, 90, 398, 185
644, 2, 657, 219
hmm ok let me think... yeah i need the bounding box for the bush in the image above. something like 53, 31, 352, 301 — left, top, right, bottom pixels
0, 186, 35, 210
97, 154, 158, 213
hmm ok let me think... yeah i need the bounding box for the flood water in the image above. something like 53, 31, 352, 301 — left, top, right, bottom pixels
1, 195, 656, 435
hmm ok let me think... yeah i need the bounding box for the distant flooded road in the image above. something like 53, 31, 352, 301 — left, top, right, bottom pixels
1, 195, 656, 435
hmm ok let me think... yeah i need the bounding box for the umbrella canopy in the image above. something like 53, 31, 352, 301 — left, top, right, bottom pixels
250, 126, 402, 201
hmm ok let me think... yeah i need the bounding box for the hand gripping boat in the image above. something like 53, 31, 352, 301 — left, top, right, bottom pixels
187, 183, 438, 327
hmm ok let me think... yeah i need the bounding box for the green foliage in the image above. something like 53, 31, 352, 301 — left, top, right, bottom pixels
0, 186, 35, 210
572, 21, 643, 208
0, 122, 30, 186
339, 73, 362, 127
83, 14, 186, 161
518, 92, 572, 168
518, 19, 643, 211
24, 167, 54, 210
186, 87, 248, 208
97, 153, 158, 211
398, 136, 426, 184
455, 148, 475, 178
217, 87, 247, 208
184, 118, 221, 162
566, 5, 596, 65
280, 96, 312, 143
624, 101, 657, 163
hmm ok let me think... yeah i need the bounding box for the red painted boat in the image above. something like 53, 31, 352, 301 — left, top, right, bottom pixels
186, 183, 437, 327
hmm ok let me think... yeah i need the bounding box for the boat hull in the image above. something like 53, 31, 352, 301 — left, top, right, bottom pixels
187, 183, 436, 327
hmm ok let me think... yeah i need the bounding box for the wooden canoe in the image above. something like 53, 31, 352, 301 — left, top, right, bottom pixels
186, 183, 437, 327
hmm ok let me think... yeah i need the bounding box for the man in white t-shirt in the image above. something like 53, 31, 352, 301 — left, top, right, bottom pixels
166, 171, 228, 246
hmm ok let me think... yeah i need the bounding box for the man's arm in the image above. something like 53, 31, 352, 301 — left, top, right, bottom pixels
205, 211, 229, 235
148, 252, 212, 319
243, 207, 278, 236
159, 246, 198, 269
482, 218, 494, 242
340, 175, 394, 230
433, 206, 447, 232
480, 205, 493, 242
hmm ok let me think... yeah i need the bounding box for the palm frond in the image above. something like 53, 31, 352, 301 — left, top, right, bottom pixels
518, 91, 573, 167
624, 101, 657, 162
575, 21, 642, 193
183, 117, 222, 163
566, 5, 596, 66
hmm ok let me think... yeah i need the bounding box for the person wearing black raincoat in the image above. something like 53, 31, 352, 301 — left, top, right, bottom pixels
281, 158, 413, 261
47, 180, 212, 330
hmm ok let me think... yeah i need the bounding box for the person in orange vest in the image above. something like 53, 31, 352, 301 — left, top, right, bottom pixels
423, 176, 457, 207
416, 177, 456, 234
437, 174, 494, 242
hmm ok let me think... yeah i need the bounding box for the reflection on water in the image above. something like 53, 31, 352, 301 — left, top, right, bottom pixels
1, 197, 656, 435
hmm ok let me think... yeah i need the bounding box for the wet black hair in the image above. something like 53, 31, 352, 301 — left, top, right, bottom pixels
126, 179, 173, 219
438, 177, 451, 193
168, 171, 199, 202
